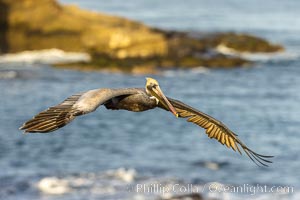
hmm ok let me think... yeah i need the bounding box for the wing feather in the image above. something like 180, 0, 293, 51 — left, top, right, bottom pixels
20, 88, 141, 133
166, 98, 273, 167
19, 93, 84, 133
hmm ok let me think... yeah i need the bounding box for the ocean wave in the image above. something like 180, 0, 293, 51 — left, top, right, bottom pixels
104, 168, 136, 183
216, 44, 299, 62
0, 71, 18, 79
162, 67, 209, 77
0, 49, 91, 64
4, 169, 295, 200
192, 160, 229, 171
38, 177, 71, 195
37, 168, 136, 196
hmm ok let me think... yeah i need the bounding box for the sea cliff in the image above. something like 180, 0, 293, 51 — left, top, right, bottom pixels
0, 0, 284, 74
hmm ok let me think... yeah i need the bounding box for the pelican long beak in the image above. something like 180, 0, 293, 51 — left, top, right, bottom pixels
151, 86, 179, 118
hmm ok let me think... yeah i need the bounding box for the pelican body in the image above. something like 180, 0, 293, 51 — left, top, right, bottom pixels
104, 88, 157, 112
20, 78, 273, 167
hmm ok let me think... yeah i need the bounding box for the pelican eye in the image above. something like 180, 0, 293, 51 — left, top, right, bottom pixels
146, 85, 152, 90
152, 84, 158, 88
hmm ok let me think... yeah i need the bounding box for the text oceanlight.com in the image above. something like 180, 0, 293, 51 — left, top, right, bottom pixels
132, 183, 294, 196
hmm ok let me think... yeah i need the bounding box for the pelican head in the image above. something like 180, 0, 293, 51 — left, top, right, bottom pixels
145, 77, 178, 117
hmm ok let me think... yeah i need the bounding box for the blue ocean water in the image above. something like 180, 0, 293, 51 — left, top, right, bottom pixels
0, 0, 300, 199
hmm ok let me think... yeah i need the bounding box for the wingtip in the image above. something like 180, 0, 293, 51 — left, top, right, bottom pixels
246, 149, 274, 167
19, 125, 24, 131
19, 124, 30, 134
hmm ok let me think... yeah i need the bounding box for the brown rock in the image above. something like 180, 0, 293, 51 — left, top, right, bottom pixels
0, 0, 167, 58
0, 0, 284, 73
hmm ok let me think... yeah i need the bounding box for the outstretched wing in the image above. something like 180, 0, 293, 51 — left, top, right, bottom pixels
20, 88, 139, 133
20, 93, 84, 133
166, 98, 273, 167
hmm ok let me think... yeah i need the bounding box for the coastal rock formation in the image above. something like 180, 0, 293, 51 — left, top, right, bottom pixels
0, 0, 284, 73
0, 0, 166, 58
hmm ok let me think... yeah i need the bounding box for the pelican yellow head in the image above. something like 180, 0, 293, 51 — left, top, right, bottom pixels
145, 77, 178, 117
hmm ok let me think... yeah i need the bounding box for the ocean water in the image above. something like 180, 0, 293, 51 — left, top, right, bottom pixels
0, 0, 300, 199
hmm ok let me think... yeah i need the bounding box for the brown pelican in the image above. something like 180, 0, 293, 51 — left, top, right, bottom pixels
20, 77, 273, 166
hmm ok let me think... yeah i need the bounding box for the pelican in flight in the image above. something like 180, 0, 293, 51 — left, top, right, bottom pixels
20, 77, 273, 166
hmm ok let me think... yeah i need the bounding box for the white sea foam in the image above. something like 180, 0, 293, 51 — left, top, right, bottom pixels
105, 167, 136, 183
37, 168, 136, 196
190, 66, 210, 73
0, 49, 91, 64
162, 67, 209, 77
36, 169, 298, 200
216, 44, 299, 62
0, 71, 18, 79
38, 177, 71, 195
202, 161, 220, 171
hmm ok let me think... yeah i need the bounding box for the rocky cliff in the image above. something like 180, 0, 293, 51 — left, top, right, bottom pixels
0, 0, 284, 73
